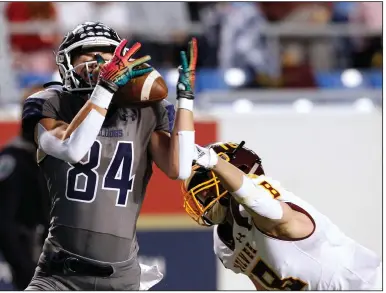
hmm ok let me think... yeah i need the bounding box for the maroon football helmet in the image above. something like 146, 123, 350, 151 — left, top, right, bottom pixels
182, 141, 265, 226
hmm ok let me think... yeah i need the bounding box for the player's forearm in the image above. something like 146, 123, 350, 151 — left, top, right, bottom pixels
62, 84, 116, 139
212, 157, 245, 191
39, 85, 113, 163
213, 158, 285, 221
169, 38, 197, 180
212, 159, 287, 226
169, 101, 195, 180
61, 99, 107, 140
173, 108, 194, 131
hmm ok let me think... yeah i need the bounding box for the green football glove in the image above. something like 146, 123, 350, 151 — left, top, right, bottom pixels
176, 38, 198, 101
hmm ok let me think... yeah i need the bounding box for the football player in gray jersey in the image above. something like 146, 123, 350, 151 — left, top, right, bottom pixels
21, 22, 197, 290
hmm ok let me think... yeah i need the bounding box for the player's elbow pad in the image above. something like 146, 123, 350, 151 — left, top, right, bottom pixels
231, 175, 283, 220
38, 109, 105, 164
177, 130, 195, 180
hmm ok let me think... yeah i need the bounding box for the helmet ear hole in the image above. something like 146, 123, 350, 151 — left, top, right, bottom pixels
238, 164, 250, 173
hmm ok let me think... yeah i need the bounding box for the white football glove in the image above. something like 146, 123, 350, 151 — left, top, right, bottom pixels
194, 144, 218, 169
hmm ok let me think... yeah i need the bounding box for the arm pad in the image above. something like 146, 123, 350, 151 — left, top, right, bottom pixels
177, 130, 195, 179
231, 175, 283, 220
38, 109, 104, 164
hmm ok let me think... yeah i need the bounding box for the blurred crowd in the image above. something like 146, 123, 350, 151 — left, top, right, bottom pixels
3, 1, 383, 90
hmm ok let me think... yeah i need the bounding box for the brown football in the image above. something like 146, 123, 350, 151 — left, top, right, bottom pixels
112, 64, 168, 107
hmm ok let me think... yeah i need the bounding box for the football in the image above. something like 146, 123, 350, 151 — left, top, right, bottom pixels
112, 64, 168, 107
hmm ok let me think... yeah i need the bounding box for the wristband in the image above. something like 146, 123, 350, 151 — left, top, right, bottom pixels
90, 84, 114, 109
177, 98, 194, 112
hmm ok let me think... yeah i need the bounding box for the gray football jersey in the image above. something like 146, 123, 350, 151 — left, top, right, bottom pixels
22, 84, 175, 262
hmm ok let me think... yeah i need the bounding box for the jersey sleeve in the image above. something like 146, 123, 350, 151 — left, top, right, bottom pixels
249, 174, 303, 205
249, 174, 317, 226
153, 100, 176, 133
21, 89, 61, 144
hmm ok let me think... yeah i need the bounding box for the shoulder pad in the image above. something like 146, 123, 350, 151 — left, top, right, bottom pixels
22, 88, 63, 144
22, 88, 61, 121
44, 81, 63, 89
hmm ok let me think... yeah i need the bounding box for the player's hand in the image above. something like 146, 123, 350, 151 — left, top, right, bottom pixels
96, 39, 153, 93
194, 144, 218, 170
176, 37, 198, 99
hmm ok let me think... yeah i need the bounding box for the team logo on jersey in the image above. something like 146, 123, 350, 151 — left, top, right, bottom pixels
120, 109, 137, 122
236, 233, 246, 243
233, 242, 257, 273
98, 129, 123, 138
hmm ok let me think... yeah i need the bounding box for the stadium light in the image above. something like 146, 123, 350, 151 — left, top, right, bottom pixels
232, 99, 253, 113
224, 68, 246, 87
353, 97, 374, 113
293, 99, 313, 113
341, 69, 363, 88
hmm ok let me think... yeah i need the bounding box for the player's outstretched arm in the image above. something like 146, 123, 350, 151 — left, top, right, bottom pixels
194, 145, 313, 238
149, 38, 197, 180
36, 40, 152, 164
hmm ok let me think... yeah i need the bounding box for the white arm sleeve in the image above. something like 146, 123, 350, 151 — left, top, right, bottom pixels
37, 84, 113, 164
177, 130, 195, 180
38, 109, 105, 164
175, 95, 195, 179
231, 175, 283, 220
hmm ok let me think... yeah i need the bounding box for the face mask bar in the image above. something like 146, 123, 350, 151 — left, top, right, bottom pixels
56, 37, 119, 92
182, 169, 228, 226
72, 60, 98, 86
183, 141, 253, 226
65, 57, 112, 92
63, 61, 96, 92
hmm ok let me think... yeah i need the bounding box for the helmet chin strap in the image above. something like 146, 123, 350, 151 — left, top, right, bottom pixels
202, 214, 215, 226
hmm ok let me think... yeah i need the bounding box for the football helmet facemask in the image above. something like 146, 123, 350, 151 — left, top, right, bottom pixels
56, 22, 121, 93
182, 141, 265, 226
